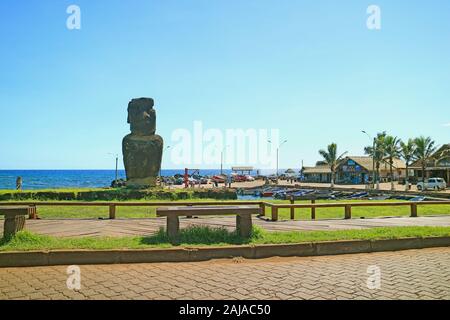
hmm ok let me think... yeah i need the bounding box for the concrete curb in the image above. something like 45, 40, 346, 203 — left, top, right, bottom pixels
0, 236, 449, 268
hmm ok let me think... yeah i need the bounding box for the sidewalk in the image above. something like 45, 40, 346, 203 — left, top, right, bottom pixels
2, 215, 450, 238
1, 247, 449, 300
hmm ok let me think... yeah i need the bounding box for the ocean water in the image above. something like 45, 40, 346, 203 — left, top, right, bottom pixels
0, 168, 298, 190
0, 169, 278, 190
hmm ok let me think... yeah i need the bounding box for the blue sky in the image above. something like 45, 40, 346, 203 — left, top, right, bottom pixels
0, 0, 449, 170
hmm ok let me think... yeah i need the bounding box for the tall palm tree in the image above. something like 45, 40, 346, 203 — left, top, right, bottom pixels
384, 135, 400, 190
364, 132, 387, 190
414, 136, 436, 183
399, 139, 417, 191
318, 143, 347, 188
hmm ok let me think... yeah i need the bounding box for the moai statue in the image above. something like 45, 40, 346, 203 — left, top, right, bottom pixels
122, 98, 163, 188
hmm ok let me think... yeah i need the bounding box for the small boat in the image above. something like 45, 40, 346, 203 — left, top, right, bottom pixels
368, 195, 390, 200
261, 187, 285, 197
347, 192, 369, 199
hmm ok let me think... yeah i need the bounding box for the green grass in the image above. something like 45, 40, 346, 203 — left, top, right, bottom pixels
0, 198, 449, 219
0, 199, 239, 219
262, 199, 450, 220
1, 226, 450, 251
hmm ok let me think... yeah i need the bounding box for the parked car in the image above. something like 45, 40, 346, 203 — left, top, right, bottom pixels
233, 175, 247, 182
173, 178, 184, 185
417, 178, 447, 191
245, 175, 255, 181
211, 175, 226, 183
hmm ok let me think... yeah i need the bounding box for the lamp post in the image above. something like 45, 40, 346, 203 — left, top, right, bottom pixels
362, 131, 376, 189
268, 139, 287, 184
108, 153, 119, 183
160, 146, 171, 179
220, 145, 230, 175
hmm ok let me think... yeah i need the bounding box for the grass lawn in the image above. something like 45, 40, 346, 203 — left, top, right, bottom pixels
263, 199, 450, 220
1, 226, 450, 251
0, 198, 447, 220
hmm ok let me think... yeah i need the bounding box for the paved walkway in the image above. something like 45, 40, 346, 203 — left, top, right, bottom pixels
278, 181, 450, 194
1, 247, 449, 300
169, 180, 450, 194
1, 216, 450, 237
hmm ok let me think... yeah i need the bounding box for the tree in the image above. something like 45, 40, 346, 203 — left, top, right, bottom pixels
364, 132, 387, 190
318, 143, 348, 188
384, 135, 401, 190
399, 139, 417, 191
414, 136, 436, 183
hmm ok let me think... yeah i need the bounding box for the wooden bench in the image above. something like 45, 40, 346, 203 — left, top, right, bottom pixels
0, 206, 29, 238
156, 205, 260, 238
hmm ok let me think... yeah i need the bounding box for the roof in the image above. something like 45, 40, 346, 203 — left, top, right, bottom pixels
410, 144, 450, 168
382, 158, 406, 169
341, 156, 374, 171
338, 156, 406, 171
302, 165, 331, 174
231, 166, 254, 171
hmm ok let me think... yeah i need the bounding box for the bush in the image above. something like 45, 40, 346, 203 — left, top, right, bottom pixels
35, 192, 76, 201
0, 188, 238, 201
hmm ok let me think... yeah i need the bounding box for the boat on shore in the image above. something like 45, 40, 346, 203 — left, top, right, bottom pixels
238, 186, 439, 202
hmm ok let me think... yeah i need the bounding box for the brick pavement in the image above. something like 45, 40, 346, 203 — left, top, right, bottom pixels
1, 247, 449, 300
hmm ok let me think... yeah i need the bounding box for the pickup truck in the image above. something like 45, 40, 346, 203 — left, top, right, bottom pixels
416, 178, 447, 191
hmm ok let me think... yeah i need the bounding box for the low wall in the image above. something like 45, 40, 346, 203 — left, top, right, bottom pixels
0, 188, 238, 201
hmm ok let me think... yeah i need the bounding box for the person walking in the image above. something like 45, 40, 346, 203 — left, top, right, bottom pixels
16, 176, 23, 191
227, 175, 232, 188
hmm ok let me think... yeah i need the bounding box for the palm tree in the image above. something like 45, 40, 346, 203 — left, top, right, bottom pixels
364, 132, 387, 190
384, 135, 400, 190
414, 136, 436, 183
318, 143, 348, 188
399, 139, 417, 191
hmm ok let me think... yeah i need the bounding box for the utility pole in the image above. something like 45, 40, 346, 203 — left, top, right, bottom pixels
160, 146, 171, 181
372, 137, 376, 189
362, 131, 376, 189
115, 154, 118, 182
268, 139, 287, 184
220, 145, 230, 175
108, 153, 119, 184
220, 151, 223, 175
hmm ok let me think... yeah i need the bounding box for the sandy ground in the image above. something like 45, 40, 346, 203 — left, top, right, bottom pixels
164, 180, 450, 194
164, 180, 265, 190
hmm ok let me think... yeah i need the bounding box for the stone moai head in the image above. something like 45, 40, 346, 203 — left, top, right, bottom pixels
127, 98, 156, 136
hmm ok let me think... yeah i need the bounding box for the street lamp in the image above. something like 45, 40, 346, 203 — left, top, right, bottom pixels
361, 131, 376, 189
220, 145, 230, 175
108, 153, 119, 183
160, 146, 171, 179
268, 139, 287, 184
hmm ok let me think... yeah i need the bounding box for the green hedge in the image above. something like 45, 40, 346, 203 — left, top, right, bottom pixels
0, 188, 237, 201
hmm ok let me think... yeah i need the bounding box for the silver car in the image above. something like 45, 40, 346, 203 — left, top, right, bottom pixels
417, 178, 447, 191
